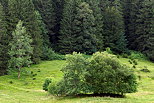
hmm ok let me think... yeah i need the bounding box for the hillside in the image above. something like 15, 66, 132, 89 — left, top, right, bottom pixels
0, 58, 154, 103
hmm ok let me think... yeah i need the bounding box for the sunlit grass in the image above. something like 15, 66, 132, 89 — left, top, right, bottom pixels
0, 58, 154, 103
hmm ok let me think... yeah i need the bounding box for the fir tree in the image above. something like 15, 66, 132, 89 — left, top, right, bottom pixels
52, 0, 65, 50
73, 2, 97, 54
58, 0, 76, 54
85, 0, 104, 51
33, 0, 55, 46
35, 11, 50, 47
135, 0, 154, 52
0, 3, 8, 75
121, 0, 139, 50
146, 36, 154, 61
136, 0, 154, 60
8, 20, 33, 79
8, 0, 42, 64
35, 11, 54, 60
103, 6, 127, 53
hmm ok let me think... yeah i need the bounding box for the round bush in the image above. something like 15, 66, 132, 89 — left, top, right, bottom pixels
85, 52, 137, 95
48, 52, 137, 96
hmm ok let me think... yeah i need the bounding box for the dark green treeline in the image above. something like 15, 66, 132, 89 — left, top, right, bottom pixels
0, 0, 154, 75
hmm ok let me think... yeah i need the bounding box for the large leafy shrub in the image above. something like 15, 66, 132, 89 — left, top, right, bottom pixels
49, 52, 89, 96
86, 52, 137, 95
48, 52, 137, 96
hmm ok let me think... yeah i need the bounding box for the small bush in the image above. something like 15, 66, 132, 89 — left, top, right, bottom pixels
129, 51, 148, 60
121, 53, 129, 58
48, 52, 89, 96
105, 47, 113, 54
31, 71, 33, 74
48, 80, 65, 96
133, 65, 136, 69
138, 75, 141, 81
32, 73, 37, 77
117, 55, 120, 58
43, 78, 52, 91
33, 78, 36, 80
150, 76, 154, 80
37, 69, 41, 72
9, 81, 13, 84
133, 60, 138, 65
42, 46, 65, 60
128, 60, 133, 64
48, 52, 137, 96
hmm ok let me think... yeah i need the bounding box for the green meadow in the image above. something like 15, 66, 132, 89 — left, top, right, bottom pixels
0, 58, 154, 103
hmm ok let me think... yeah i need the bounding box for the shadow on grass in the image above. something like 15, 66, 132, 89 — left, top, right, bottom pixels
76, 93, 125, 98
55, 93, 125, 101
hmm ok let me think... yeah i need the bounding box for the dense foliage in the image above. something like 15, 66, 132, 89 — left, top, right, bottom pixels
0, 0, 153, 75
8, 21, 33, 78
0, 3, 8, 75
48, 52, 137, 96
43, 78, 52, 91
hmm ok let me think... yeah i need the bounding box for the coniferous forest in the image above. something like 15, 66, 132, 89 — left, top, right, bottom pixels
0, 0, 153, 75
0, 0, 154, 102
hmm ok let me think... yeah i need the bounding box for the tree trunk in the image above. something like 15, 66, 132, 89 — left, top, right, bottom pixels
18, 67, 21, 79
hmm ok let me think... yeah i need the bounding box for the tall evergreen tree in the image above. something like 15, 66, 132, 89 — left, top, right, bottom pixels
135, 0, 154, 60
52, 0, 65, 50
73, 2, 97, 54
0, 3, 8, 75
135, 0, 154, 51
146, 36, 154, 61
33, 0, 55, 46
103, 6, 127, 53
35, 11, 54, 60
35, 11, 50, 47
121, 0, 139, 50
58, 0, 76, 54
8, 20, 33, 79
8, 0, 42, 64
85, 0, 104, 51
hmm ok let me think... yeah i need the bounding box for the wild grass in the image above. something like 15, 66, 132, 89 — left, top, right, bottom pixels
0, 58, 154, 103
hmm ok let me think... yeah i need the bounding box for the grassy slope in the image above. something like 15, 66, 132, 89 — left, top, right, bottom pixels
0, 58, 154, 103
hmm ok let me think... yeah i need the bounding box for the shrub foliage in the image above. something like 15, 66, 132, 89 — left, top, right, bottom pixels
48, 52, 137, 96
43, 78, 52, 91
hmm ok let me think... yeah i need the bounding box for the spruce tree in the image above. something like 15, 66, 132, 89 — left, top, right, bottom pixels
8, 20, 33, 79
136, 0, 154, 60
103, 6, 127, 53
121, 0, 139, 50
35, 11, 54, 60
35, 11, 50, 47
58, 0, 76, 54
33, 0, 55, 45
146, 37, 154, 61
135, 0, 154, 51
0, 3, 8, 75
73, 2, 97, 54
8, 0, 42, 64
85, 0, 104, 51
52, 0, 65, 50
